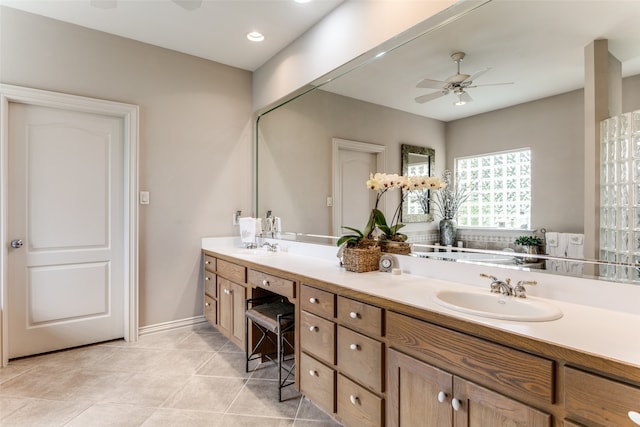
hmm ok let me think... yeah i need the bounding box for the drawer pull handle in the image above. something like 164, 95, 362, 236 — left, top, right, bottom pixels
309, 370, 317, 376
349, 311, 359, 319
224, 289, 232, 295
309, 297, 318, 304
262, 279, 270, 287
205, 302, 210, 307
309, 326, 318, 332
451, 398, 462, 411
629, 411, 640, 425
205, 277, 210, 281
349, 343, 359, 351
205, 261, 211, 265
437, 391, 447, 403
349, 395, 359, 405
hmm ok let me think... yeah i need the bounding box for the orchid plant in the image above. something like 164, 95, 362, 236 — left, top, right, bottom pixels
337, 172, 446, 248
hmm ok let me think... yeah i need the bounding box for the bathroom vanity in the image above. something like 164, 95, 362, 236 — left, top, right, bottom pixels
201, 238, 640, 427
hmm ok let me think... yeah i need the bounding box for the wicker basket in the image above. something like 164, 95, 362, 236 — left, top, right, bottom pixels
342, 245, 381, 273
379, 240, 411, 255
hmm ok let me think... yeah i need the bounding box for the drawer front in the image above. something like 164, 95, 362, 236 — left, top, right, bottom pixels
301, 284, 335, 319
337, 326, 383, 393
387, 311, 554, 404
338, 296, 383, 337
337, 373, 383, 427
217, 259, 246, 283
300, 310, 336, 365
203, 254, 216, 272
248, 269, 295, 299
565, 367, 640, 427
300, 352, 336, 415
204, 271, 216, 298
204, 294, 217, 326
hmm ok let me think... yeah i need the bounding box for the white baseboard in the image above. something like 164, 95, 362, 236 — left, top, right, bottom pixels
138, 315, 208, 336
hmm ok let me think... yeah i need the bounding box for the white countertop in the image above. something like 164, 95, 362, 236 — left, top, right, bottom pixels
202, 237, 640, 369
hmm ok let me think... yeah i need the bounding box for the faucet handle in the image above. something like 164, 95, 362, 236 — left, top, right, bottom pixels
513, 280, 537, 298
480, 273, 498, 281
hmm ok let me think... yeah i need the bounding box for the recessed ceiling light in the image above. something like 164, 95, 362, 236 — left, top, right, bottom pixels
247, 32, 264, 42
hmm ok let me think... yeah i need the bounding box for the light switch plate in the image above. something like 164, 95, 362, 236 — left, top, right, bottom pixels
139, 191, 150, 205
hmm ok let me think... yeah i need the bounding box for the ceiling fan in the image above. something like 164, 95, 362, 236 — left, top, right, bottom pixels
414, 52, 513, 105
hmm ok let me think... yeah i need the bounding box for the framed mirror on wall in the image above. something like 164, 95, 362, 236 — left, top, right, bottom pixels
401, 144, 436, 223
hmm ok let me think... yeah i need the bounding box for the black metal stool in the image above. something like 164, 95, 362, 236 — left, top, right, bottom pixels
245, 296, 295, 402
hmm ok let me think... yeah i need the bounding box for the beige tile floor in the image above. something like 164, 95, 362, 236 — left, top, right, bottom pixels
0, 323, 342, 427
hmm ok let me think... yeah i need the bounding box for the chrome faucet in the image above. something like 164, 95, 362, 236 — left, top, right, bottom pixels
480, 273, 513, 296
513, 280, 537, 298
262, 242, 279, 252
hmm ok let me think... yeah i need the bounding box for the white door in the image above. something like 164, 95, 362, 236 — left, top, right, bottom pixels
332, 139, 386, 236
7, 102, 125, 358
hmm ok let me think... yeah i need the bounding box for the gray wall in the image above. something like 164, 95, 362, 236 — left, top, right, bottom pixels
0, 7, 253, 328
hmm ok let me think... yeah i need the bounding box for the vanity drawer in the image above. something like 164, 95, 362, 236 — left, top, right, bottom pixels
248, 269, 295, 299
204, 295, 217, 325
565, 367, 640, 427
300, 352, 336, 415
204, 271, 216, 298
386, 311, 554, 405
301, 284, 335, 319
300, 310, 336, 365
337, 373, 383, 427
203, 254, 216, 272
337, 326, 383, 393
338, 296, 383, 338
217, 259, 246, 283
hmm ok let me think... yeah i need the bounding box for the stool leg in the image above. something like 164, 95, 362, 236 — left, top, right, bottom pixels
277, 314, 283, 402
245, 317, 249, 373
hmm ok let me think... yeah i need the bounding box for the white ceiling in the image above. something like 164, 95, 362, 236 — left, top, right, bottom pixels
319, 0, 640, 122
0, 0, 343, 71
2, 0, 639, 122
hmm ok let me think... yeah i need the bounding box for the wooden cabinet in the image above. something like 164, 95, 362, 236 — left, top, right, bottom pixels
564, 367, 640, 427
387, 348, 551, 427
201, 252, 247, 348
299, 284, 385, 426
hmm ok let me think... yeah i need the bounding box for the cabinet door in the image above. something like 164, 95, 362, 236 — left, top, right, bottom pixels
218, 277, 233, 337
453, 378, 551, 427
231, 281, 246, 346
387, 349, 453, 427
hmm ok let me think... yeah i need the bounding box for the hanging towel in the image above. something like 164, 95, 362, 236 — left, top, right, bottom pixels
238, 217, 257, 245
565, 233, 584, 274
545, 232, 564, 271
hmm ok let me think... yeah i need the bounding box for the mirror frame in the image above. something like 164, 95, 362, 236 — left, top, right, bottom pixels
401, 144, 436, 223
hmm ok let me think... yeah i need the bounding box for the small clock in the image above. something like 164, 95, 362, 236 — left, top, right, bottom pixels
379, 254, 397, 272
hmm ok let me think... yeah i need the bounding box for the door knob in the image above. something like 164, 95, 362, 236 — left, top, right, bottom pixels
11, 239, 23, 249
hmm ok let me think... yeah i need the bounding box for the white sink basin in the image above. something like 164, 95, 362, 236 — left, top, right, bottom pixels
432, 290, 563, 322
234, 248, 277, 257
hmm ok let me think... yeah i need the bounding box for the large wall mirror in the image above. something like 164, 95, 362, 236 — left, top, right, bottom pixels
401, 144, 435, 224
256, 0, 640, 283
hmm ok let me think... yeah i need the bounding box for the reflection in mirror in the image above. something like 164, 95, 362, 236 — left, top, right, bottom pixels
401, 144, 435, 223
256, 0, 640, 283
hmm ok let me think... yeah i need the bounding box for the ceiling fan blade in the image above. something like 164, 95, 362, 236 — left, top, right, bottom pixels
467, 82, 514, 88
415, 91, 447, 104
172, 0, 203, 11
467, 67, 491, 83
416, 78, 447, 89
460, 91, 473, 103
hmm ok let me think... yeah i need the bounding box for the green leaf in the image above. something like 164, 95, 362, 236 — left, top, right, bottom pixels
341, 226, 363, 237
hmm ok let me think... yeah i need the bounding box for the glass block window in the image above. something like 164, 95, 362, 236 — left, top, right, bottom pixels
456, 149, 531, 229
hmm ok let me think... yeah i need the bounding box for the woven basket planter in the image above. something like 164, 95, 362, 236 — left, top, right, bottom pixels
342, 245, 381, 273
379, 240, 411, 255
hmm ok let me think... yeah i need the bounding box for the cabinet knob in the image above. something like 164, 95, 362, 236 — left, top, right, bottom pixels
349, 343, 359, 351
262, 279, 270, 287
629, 411, 640, 425
309, 370, 317, 377
309, 326, 318, 332
309, 297, 318, 304
205, 302, 210, 307
349, 395, 360, 405
349, 311, 359, 319
437, 391, 447, 403
205, 261, 211, 265
451, 398, 462, 411
205, 277, 210, 281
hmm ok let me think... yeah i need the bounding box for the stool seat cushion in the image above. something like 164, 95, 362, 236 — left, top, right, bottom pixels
245, 302, 294, 333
